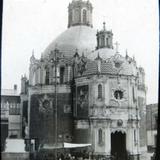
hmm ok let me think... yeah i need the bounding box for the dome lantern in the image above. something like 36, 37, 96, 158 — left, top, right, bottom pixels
96, 22, 113, 50
68, 0, 93, 28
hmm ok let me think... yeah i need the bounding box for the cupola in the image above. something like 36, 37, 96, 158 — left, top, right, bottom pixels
68, 0, 93, 28
96, 22, 113, 49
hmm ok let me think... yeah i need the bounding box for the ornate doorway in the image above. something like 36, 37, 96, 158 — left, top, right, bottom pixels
111, 131, 128, 160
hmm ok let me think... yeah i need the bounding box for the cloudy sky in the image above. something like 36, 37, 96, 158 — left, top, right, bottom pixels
2, 0, 159, 104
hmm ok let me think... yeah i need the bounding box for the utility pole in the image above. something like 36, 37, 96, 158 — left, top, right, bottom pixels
55, 48, 58, 160
51, 48, 59, 160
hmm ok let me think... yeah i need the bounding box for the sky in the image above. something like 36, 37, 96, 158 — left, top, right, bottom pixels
2, 0, 159, 104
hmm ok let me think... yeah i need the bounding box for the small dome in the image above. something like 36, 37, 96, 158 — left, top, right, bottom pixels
42, 26, 97, 58
77, 53, 138, 77
88, 48, 116, 60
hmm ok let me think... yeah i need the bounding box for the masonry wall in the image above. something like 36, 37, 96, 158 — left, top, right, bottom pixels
29, 93, 73, 146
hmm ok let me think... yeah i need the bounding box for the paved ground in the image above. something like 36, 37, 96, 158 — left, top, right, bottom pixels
140, 152, 154, 160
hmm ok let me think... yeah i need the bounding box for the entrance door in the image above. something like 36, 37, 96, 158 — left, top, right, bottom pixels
111, 131, 127, 160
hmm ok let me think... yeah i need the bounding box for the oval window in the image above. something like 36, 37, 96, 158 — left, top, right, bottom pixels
114, 90, 123, 100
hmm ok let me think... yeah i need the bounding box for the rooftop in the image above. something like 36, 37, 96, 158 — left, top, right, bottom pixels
1, 89, 19, 96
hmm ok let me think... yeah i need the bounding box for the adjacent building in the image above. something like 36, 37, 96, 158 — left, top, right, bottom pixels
146, 103, 158, 152
1, 85, 21, 151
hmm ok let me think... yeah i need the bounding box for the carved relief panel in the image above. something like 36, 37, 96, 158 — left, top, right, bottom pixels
109, 79, 128, 107
76, 85, 89, 118
38, 94, 53, 116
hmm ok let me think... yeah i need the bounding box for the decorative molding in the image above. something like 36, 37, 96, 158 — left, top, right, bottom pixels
28, 85, 71, 96
111, 128, 126, 134
38, 94, 53, 115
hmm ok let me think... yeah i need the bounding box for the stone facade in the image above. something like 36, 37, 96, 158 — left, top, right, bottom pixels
21, 0, 147, 159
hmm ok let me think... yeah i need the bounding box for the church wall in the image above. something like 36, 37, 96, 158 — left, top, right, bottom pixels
29, 63, 71, 86
28, 86, 73, 146
93, 124, 111, 155
126, 127, 140, 155
73, 128, 91, 144
74, 74, 142, 156
108, 77, 129, 107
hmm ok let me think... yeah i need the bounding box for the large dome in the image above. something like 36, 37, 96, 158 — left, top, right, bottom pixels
42, 26, 97, 58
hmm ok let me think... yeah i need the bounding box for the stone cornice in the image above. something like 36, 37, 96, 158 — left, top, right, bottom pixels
28, 84, 71, 96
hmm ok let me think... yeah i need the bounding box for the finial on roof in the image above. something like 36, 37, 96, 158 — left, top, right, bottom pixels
30, 50, 35, 63
82, 52, 85, 58
133, 55, 135, 61
32, 49, 34, 56
74, 48, 79, 57
126, 49, 128, 55
55, 43, 58, 50
103, 22, 106, 30
125, 49, 128, 58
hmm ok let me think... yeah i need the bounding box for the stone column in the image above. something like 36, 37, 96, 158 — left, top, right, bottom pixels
68, 66, 71, 82
127, 127, 133, 154
105, 127, 111, 155
104, 81, 109, 105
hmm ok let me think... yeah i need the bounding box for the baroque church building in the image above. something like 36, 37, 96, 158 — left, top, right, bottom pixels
21, 0, 147, 159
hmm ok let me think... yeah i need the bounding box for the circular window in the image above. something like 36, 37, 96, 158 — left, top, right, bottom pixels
114, 62, 121, 68
114, 90, 123, 100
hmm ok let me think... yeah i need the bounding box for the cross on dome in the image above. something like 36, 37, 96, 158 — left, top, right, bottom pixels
114, 41, 120, 53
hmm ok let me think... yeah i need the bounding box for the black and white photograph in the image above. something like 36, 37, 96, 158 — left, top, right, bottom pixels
1, 0, 159, 160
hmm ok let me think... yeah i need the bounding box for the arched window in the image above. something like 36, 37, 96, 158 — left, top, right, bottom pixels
98, 129, 103, 144
60, 67, 65, 84
45, 67, 49, 85
101, 36, 105, 47
98, 84, 102, 99
75, 9, 80, 23
83, 9, 87, 23
134, 129, 137, 145
132, 86, 135, 102
106, 38, 109, 47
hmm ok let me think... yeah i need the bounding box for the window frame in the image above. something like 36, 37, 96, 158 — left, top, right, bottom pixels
98, 84, 103, 99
